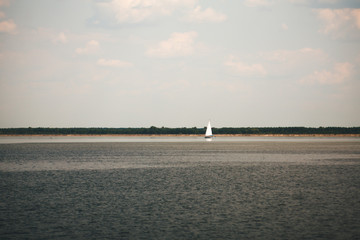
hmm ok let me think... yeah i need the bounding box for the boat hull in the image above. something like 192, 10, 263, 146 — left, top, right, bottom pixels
205, 135, 213, 141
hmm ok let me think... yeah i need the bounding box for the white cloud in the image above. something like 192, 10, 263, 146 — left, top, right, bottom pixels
30, 28, 71, 45
97, 58, 133, 68
261, 48, 327, 63
281, 23, 288, 30
225, 48, 329, 78
146, 31, 198, 58
246, 47, 356, 85
202, 80, 250, 93
352, 9, 360, 28
98, 0, 197, 23
97, 0, 227, 24
0, 19, 16, 33
0, 0, 9, 20
314, 8, 360, 38
75, 40, 100, 55
244, 0, 274, 7
288, 0, 339, 4
318, 0, 338, 3
183, 6, 227, 23
53, 32, 68, 44
246, 0, 341, 7
0, 0, 9, 7
260, 48, 328, 72
300, 62, 353, 85
225, 55, 267, 76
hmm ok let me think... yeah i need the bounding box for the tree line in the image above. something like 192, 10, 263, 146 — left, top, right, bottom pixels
0, 126, 359, 135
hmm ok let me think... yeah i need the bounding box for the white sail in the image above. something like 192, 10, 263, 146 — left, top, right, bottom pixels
205, 121, 213, 138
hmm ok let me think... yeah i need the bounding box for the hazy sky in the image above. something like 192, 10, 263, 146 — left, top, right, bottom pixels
0, 0, 359, 128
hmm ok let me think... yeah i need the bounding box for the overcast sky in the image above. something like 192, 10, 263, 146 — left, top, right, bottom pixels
0, 0, 359, 128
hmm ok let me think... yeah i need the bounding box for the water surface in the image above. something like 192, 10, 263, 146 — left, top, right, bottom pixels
0, 139, 359, 239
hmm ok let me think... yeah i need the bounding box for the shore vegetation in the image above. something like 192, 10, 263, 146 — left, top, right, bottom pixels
0, 126, 359, 135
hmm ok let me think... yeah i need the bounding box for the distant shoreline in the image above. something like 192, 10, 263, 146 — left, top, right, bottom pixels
2, 127, 359, 136
1, 134, 360, 137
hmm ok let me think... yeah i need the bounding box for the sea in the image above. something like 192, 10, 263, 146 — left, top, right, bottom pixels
0, 136, 359, 239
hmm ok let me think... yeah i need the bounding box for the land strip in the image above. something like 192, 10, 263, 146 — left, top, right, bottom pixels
1, 127, 359, 136
1, 134, 359, 137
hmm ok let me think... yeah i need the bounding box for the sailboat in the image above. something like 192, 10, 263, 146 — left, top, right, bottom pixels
205, 121, 213, 141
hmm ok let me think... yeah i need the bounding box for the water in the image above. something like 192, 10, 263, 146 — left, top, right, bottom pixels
0, 138, 360, 239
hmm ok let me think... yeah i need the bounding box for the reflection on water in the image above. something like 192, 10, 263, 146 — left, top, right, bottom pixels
0, 141, 359, 239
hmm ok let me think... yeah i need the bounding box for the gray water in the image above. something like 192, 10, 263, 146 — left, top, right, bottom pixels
0, 139, 360, 239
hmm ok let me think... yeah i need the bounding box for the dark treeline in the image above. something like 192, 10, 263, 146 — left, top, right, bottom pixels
1, 126, 360, 135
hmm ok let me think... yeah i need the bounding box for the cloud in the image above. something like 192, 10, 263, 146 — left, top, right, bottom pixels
244, 0, 274, 7
281, 23, 288, 30
318, 0, 339, 3
351, 9, 360, 28
225, 48, 329, 79
314, 8, 360, 38
97, 0, 197, 23
0, 19, 16, 33
75, 40, 100, 55
0, 0, 9, 7
202, 80, 250, 93
300, 62, 353, 84
30, 28, 71, 45
261, 48, 327, 63
183, 6, 227, 23
96, 0, 227, 24
289, 0, 338, 4
225, 55, 267, 76
53, 32, 68, 44
97, 58, 133, 68
146, 31, 198, 58
260, 48, 328, 74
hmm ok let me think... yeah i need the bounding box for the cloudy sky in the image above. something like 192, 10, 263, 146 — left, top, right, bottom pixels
0, 0, 359, 128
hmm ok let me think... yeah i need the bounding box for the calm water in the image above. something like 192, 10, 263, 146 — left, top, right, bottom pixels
0, 138, 360, 239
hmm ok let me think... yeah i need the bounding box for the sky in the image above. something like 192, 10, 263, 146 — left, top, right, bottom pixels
0, 0, 359, 128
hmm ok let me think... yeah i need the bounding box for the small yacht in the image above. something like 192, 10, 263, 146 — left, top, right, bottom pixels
205, 121, 213, 141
